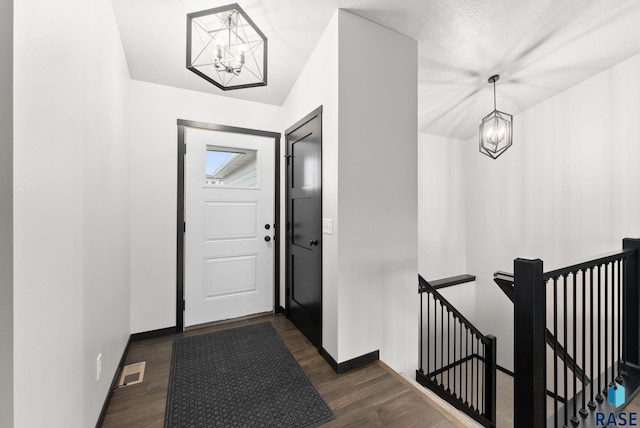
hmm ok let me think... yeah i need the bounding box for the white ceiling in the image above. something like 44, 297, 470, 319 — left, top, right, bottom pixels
111, 0, 640, 140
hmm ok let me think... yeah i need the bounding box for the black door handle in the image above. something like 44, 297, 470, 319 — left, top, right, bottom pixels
309, 239, 318, 246
265, 236, 271, 242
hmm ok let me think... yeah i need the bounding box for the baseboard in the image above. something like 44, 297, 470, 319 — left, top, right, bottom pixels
320, 348, 380, 374
95, 335, 131, 428
131, 326, 176, 342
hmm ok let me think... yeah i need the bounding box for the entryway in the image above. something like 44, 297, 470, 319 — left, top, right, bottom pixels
176, 120, 280, 330
100, 314, 459, 428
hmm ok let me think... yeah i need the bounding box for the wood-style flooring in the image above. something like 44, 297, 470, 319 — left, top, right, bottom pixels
101, 313, 460, 428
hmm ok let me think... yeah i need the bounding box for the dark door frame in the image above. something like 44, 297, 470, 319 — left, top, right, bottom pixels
176, 119, 281, 332
284, 105, 323, 347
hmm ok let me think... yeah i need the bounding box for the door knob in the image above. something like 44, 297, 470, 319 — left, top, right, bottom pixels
265, 236, 271, 242
309, 239, 318, 246
265, 224, 271, 230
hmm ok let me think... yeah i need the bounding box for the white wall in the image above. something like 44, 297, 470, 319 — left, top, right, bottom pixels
438, 282, 476, 322
0, 0, 12, 426
418, 133, 468, 280
466, 52, 640, 370
128, 80, 282, 333
13, 0, 131, 426
417, 133, 478, 372
282, 10, 419, 375
281, 12, 340, 359
337, 11, 418, 376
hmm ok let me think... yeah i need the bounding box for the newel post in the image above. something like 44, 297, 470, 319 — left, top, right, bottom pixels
484, 334, 497, 426
623, 238, 640, 365
514, 258, 546, 428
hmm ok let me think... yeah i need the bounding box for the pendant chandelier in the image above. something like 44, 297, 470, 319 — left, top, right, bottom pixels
479, 75, 512, 159
187, 3, 267, 91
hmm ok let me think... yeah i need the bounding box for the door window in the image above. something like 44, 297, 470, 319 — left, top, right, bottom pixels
205, 146, 258, 188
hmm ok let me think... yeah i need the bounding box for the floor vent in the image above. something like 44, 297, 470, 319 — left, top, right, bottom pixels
117, 361, 146, 387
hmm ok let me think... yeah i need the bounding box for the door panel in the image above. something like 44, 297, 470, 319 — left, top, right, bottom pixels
286, 107, 322, 347
203, 254, 257, 298
204, 202, 257, 241
292, 137, 316, 188
184, 127, 275, 327
292, 255, 316, 307
292, 199, 315, 248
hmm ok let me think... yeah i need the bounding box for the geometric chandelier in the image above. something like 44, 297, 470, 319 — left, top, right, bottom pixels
186, 3, 267, 91
479, 75, 512, 159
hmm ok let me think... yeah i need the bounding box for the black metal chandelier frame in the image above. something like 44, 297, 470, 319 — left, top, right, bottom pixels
479, 74, 513, 159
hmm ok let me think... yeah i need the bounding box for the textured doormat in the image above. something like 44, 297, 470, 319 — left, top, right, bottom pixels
164, 322, 335, 428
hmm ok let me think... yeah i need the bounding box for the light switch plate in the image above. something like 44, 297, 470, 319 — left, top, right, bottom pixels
323, 218, 333, 235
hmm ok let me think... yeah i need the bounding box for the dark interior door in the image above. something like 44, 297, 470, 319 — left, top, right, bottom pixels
286, 107, 322, 348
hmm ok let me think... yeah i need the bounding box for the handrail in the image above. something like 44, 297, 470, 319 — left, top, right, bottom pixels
493, 271, 514, 302
429, 274, 476, 289
492, 270, 590, 383
510, 238, 640, 428
419, 275, 489, 342
493, 249, 636, 285
543, 249, 635, 280
418, 274, 497, 427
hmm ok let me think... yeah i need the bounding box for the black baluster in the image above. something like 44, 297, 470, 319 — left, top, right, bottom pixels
622, 257, 628, 377
612, 261, 617, 383
580, 269, 588, 417
588, 267, 596, 410
596, 265, 604, 402
481, 341, 485, 415
466, 327, 469, 405
471, 334, 475, 410
431, 295, 436, 381
612, 262, 616, 384
554, 277, 559, 428
453, 316, 457, 398
427, 293, 431, 377
441, 301, 445, 386
458, 323, 464, 401
616, 259, 623, 384
477, 336, 480, 414
564, 274, 569, 428
447, 309, 451, 392
571, 271, 579, 425
604, 263, 609, 392
420, 291, 423, 374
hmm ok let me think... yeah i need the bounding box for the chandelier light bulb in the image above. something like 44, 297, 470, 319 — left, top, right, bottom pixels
215, 41, 224, 59
484, 119, 506, 145
236, 48, 246, 65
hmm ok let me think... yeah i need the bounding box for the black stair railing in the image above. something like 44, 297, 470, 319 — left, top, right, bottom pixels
416, 275, 497, 428
494, 272, 591, 386
507, 238, 640, 428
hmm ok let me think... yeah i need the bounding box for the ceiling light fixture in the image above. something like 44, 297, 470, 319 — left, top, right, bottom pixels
479, 75, 512, 159
187, 3, 267, 91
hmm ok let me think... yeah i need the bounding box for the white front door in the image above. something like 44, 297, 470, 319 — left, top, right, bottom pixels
184, 127, 275, 327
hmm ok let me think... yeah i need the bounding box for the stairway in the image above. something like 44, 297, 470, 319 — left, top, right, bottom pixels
498, 239, 640, 427
417, 275, 497, 427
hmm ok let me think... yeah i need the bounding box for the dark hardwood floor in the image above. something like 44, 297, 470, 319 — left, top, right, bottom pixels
101, 313, 459, 427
